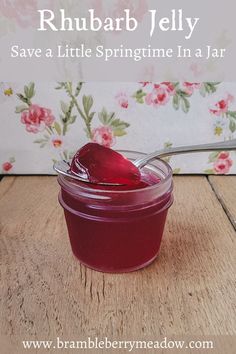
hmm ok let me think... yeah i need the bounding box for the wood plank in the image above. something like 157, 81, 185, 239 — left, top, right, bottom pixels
209, 176, 236, 230
0, 176, 235, 352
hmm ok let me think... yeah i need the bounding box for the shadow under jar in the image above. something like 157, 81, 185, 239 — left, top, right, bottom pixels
57, 151, 174, 273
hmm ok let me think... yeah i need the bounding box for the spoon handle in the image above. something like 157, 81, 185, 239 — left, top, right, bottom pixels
134, 139, 236, 169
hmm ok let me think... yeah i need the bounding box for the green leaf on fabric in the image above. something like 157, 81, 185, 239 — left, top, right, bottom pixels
98, 108, 108, 124
226, 111, 236, 119
113, 129, 127, 137
133, 89, 146, 104
60, 101, 69, 115
54, 122, 62, 135
200, 82, 220, 97
181, 97, 190, 113
208, 151, 220, 163
34, 139, 45, 144
16, 93, 30, 105
27, 82, 35, 99
173, 95, 180, 110
229, 119, 236, 133
98, 108, 130, 135
199, 85, 206, 97
110, 119, 129, 129
164, 142, 173, 149
15, 105, 28, 113
83, 95, 93, 116
204, 169, 215, 175
178, 89, 191, 98
69, 116, 77, 124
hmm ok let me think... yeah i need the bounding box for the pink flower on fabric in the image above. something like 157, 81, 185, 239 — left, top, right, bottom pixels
210, 94, 234, 116
218, 152, 230, 160
157, 82, 176, 95
140, 82, 151, 87
214, 156, 233, 174
0, 0, 38, 28
21, 105, 55, 133
183, 82, 201, 95
115, 92, 129, 109
92, 126, 115, 148
146, 83, 175, 108
146, 88, 169, 107
2, 162, 13, 172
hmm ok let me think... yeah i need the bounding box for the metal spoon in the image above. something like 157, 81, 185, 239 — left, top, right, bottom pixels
54, 139, 236, 185
134, 139, 236, 169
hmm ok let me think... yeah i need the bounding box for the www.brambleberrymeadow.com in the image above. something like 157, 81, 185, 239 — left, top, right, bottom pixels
22, 337, 214, 351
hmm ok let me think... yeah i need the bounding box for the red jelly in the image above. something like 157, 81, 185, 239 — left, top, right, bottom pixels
58, 150, 173, 273
70, 143, 141, 186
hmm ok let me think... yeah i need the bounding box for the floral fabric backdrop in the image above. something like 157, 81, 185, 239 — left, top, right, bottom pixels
0, 82, 236, 175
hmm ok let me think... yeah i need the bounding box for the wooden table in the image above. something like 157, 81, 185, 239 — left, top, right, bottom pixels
0, 176, 235, 353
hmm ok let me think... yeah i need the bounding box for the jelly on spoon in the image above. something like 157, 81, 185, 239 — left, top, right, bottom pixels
55, 139, 236, 187
70, 143, 141, 186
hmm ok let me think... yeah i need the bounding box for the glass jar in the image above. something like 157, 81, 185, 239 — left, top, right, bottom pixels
57, 151, 174, 273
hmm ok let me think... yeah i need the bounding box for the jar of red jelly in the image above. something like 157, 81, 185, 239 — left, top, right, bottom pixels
57, 151, 174, 273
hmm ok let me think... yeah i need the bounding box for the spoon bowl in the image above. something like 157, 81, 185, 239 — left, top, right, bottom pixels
54, 160, 125, 186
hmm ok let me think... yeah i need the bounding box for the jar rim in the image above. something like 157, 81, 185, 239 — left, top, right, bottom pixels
58, 150, 173, 196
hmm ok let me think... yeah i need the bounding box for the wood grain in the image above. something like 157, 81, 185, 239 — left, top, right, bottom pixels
0, 176, 235, 353
209, 176, 236, 230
